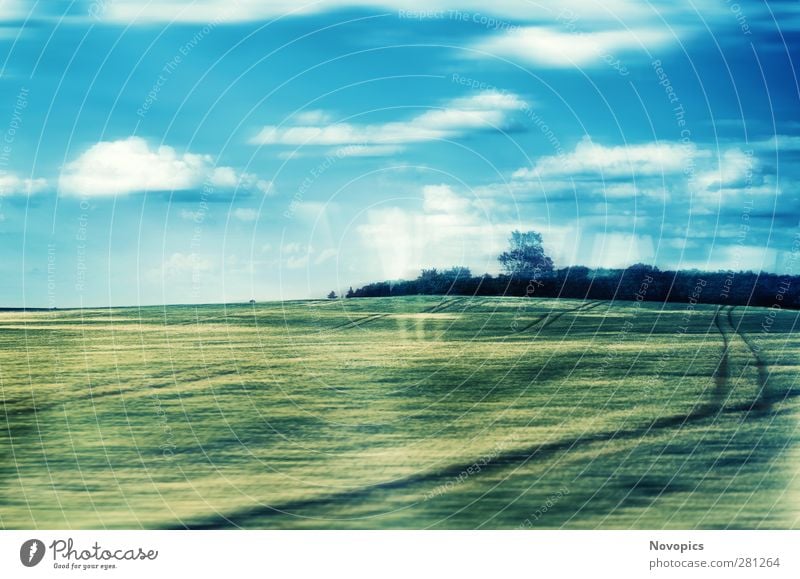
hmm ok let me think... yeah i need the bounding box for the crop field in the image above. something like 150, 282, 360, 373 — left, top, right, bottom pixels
1, 296, 800, 529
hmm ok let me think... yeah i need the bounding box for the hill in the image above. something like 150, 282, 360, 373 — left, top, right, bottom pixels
1, 296, 799, 529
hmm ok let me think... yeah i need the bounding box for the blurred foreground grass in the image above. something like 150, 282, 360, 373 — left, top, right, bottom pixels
1, 296, 799, 529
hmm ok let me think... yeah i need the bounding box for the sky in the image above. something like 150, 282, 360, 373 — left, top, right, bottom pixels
0, 0, 798, 307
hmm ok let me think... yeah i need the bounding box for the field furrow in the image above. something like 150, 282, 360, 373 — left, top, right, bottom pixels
1, 296, 799, 529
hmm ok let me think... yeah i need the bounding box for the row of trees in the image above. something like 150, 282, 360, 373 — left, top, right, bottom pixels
335, 230, 799, 309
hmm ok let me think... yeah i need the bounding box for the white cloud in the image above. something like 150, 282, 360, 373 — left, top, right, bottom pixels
754, 134, 800, 152
147, 252, 213, 283
101, 0, 319, 23
59, 137, 269, 197
294, 110, 333, 124
224, 253, 267, 276
601, 182, 665, 200
588, 232, 655, 268
250, 91, 525, 150
0, 173, 48, 196
461, 136, 787, 270
773, 135, 800, 151
179, 209, 203, 221
281, 242, 306, 254
422, 183, 471, 214
514, 136, 704, 179
232, 208, 259, 222
474, 26, 672, 68
286, 254, 310, 269
315, 248, 338, 265
662, 237, 699, 250
165, 252, 212, 272
345, 142, 785, 278
93, 1, 529, 23
356, 184, 513, 279
508, 137, 778, 207
0, 0, 27, 21
710, 244, 778, 273
281, 242, 316, 269
332, 144, 403, 157
95, 0, 709, 25
279, 243, 338, 268
696, 148, 758, 191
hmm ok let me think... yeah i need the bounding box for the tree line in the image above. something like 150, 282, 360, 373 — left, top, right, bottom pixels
335, 230, 799, 309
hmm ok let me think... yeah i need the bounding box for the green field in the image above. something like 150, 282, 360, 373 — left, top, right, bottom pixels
1, 296, 799, 529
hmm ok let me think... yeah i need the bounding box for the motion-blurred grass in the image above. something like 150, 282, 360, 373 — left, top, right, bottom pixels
1, 296, 799, 529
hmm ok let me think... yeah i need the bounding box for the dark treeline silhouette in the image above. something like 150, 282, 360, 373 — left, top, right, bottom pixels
347, 265, 799, 309
346, 230, 798, 309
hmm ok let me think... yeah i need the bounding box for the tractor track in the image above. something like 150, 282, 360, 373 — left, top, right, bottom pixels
176, 385, 799, 530
424, 297, 468, 314
710, 305, 732, 410
725, 306, 772, 411
326, 313, 390, 332
328, 297, 470, 333
174, 302, 799, 530
516, 300, 607, 333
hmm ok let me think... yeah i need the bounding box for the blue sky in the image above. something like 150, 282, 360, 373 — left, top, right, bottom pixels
0, 0, 798, 307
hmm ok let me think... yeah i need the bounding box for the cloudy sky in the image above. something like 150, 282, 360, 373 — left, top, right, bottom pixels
0, 0, 798, 306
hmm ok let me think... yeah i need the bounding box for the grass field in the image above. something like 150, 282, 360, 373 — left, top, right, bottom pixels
1, 296, 800, 529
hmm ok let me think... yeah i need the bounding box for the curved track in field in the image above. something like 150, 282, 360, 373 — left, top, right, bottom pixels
176, 303, 799, 529
516, 300, 607, 333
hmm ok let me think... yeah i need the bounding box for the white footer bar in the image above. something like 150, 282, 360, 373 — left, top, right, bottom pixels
1, 531, 797, 578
